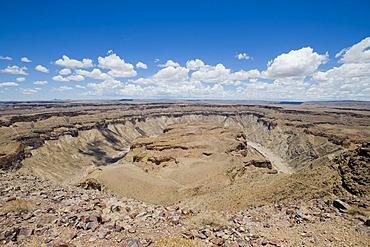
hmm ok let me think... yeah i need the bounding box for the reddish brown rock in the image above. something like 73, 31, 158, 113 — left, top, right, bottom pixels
210, 237, 225, 245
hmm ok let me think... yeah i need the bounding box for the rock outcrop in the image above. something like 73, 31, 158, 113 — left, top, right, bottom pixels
334, 142, 370, 196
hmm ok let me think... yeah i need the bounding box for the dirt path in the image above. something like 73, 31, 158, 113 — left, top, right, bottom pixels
248, 141, 292, 174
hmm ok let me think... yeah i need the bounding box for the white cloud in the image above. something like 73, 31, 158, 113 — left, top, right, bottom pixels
98, 53, 137, 78
133, 59, 260, 87
230, 69, 260, 81
235, 80, 305, 100
262, 47, 328, 79
59, 68, 72, 75
52, 74, 85, 82
35, 65, 49, 73
307, 37, 370, 100
16, 77, 26, 82
52, 75, 68, 82
20, 88, 42, 94
1, 65, 28, 75
33, 80, 48, 85
86, 79, 143, 96
66, 75, 85, 81
186, 59, 205, 70
21, 57, 32, 63
86, 78, 228, 99
0, 56, 12, 60
158, 60, 180, 68
76, 68, 111, 80
55, 55, 93, 68
311, 61, 370, 100
191, 63, 231, 83
133, 66, 189, 85
236, 53, 251, 60
153, 66, 189, 84
52, 86, 73, 92
75, 84, 86, 89
136, 61, 148, 69
0, 82, 19, 87
336, 37, 370, 64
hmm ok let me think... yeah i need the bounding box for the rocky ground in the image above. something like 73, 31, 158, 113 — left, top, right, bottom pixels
1, 171, 369, 247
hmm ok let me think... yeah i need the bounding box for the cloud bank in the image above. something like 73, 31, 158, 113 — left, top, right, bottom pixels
0, 38, 369, 101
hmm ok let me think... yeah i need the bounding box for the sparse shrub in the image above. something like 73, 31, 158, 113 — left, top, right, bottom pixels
156, 237, 208, 247
2, 199, 33, 214
23, 237, 45, 247
184, 210, 230, 231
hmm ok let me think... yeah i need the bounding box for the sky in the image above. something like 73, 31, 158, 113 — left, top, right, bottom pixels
0, 0, 370, 101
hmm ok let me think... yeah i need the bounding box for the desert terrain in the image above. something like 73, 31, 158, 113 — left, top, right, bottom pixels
0, 100, 369, 246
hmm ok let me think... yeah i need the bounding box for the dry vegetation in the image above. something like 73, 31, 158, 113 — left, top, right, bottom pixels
156, 237, 208, 247
1, 199, 33, 214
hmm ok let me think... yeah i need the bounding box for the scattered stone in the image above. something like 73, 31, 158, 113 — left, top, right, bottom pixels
123, 238, 143, 247
85, 221, 99, 231
268, 237, 281, 246
235, 239, 249, 247
47, 241, 76, 247
97, 227, 109, 239
333, 199, 351, 211
0, 167, 369, 247
296, 210, 313, 221
18, 227, 33, 236
210, 237, 225, 245
365, 219, 370, 227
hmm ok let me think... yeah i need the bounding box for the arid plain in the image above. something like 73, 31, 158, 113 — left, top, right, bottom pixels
0, 100, 369, 246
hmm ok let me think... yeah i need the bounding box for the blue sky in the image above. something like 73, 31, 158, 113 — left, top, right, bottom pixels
1, 0, 369, 101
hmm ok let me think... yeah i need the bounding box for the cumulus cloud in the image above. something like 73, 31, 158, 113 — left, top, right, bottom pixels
153, 66, 189, 84
16, 77, 26, 82
59, 68, 72, 75
307, 37, 370, 100
86, 78, 228, 99
132, 59, 261, 89
263, 47, 328, 79
4, 38, 368, 101
186, 59, 205, 70
33, 80, 48, 85
52, 74, 85, 82
0, 82, 18, 87
230, 69, 261, 81
35, 65, 49, 73
0, 56, 12, 60
98, 53, 137, 78
76, 68, 111, 80
21, 57, 32, 63
88, 60, 250, 98
158, 60, 180, 68
55, 55, 93, 68
52, 86, 73, 92
1, 65, 28, 75
191, 63, 231, 83
20, 88, 42, 94
86, 79, 144, 96
336, 37, 370, 64
235, 53, 251, 60
133, 66, 189, 86
311, 52, 370, 100
136, 61, 148, 69
235, 77, 311, 100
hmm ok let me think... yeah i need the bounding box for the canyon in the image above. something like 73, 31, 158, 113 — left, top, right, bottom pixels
0, 100, 369, 246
